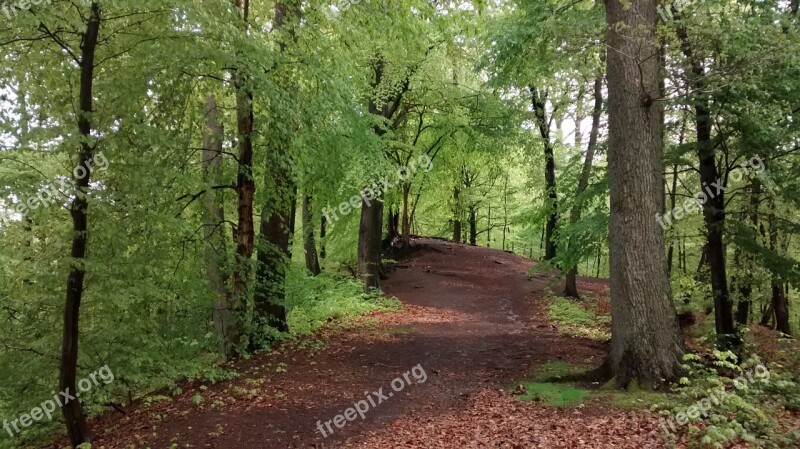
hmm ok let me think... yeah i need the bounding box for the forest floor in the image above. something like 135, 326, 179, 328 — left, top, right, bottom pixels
85, 238, 667, 448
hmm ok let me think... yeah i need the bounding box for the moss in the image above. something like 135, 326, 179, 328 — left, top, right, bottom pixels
515, 382, 589, 407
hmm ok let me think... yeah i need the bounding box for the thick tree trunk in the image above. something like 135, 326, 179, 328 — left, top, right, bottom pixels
252, 0, 299, 336
302, 195, 321, 276
358, 198, 383, 291
530, 86, 558, 261
254, 145, 292, 334
677, 19, 738, 349
358, 56, 411, 291
202, 95, 235, 355
605, 0, 683, 388
565, 76, 603, 298
60, 4, 100, 445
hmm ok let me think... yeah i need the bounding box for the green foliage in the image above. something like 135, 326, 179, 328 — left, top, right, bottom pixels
657, 352, 800, 448
284, 268, 402, 338
546, 295, 610, 341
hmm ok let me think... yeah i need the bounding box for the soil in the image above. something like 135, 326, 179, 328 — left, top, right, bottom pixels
81, 238, 666, 448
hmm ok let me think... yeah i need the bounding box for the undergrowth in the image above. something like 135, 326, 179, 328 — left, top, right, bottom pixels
545, 293, 610, 341
656, 350, 800, 449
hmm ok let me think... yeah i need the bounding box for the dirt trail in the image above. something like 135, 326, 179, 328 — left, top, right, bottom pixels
89, 238, 664, 448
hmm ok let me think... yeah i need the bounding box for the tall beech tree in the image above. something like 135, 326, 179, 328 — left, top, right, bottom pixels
253, 0, 301, 337
231, 0, 256, 347
202, 95, 234, 355
676, 21, 737, 349
529, 85, 559, 261
564, 76, 603, 298
605, 0, 683, 387
58, 4, 101, 444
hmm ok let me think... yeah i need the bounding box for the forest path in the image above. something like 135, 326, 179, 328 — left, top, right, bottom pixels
90, 238, 664, 448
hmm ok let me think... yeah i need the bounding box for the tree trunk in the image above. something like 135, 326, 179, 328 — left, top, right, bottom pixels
565, 76, 603, 298
203, 95, 235, 355
468, 206, 477, 246
60, 4, 100, 445
735, 178, 761, 325
401, 183, 411, 246
487, 205, 491, 247
530, 86, 558, 261
768, 196, 791, 335
358, 55, 411, 291
387, 208, 400, 242
288, 188, 297, 258
666, 116, 687, 278
319, 216, 327, 260
302, 195, 321, 276
254, 142, 291, 334
232, 0, 256, 343
605, 0, 683, 388
358, 198, 383, 291
453, 187, 462, 243
252, 0, 299, 336
677, 20, 737, 349
760, 301, 775, 327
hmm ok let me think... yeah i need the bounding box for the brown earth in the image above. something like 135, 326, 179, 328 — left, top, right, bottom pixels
84, 238, 666, 448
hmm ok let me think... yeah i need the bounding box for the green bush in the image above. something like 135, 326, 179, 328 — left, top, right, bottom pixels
657, 351, 800, 448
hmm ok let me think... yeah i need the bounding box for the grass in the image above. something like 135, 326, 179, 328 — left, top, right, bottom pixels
511, 361, 590, 407
546, 295, 611, 341
512, 361, 669, 411
515, 382, 589, 406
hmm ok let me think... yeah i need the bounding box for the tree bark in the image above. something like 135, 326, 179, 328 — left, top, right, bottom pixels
60, 3, 100, 445
768, 196, 791, 335
232, 0, 256, 343
453, 187, 462, 243
358, 197, 383, 291
203, 95, 235, 355
320, 216, 327, 260
358, 56, 411, 291
565, 76, 603, 298
735, 178, 761, 326
677, 18, 738, 349
254, 148, 292, 335
387, 208, 400, 242
530, 86, 558, 261
468, 206, 477, 246
302, 195, 321, 276
401, 183, 411, 246
253, 0, 300, 335
666, 115, 687, 278
605, 0, 683, 388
